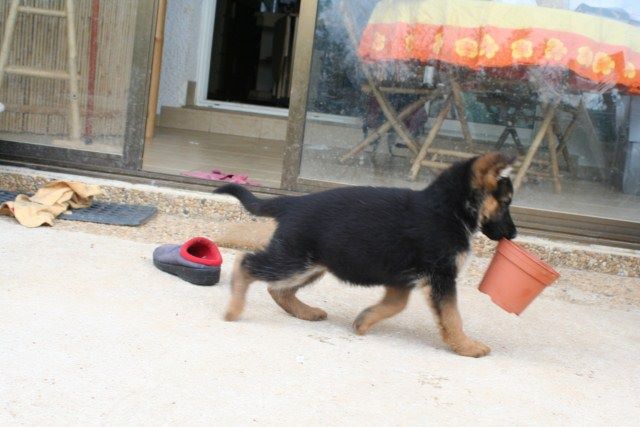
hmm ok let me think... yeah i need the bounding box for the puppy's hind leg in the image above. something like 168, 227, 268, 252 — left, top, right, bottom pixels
353, 286, 411, 335
224, 253, 256, 321
268, 267, 327, 321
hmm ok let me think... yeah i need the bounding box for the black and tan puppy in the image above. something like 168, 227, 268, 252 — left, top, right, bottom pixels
215, 152, 516, 357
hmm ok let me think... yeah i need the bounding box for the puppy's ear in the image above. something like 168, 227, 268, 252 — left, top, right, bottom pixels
472, 152, 514, 192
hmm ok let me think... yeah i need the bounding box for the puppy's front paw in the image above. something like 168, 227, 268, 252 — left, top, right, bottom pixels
224, 298, 245, 321
297, 307, 328, 321
224, 306, 242, 322
452, 339, 491, 358
353, 310, 373, 335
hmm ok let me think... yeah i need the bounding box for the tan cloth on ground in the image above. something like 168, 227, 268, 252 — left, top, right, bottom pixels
0, 181, 102, 227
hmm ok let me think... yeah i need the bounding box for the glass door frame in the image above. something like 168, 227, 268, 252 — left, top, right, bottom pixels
280, 0, 318, 190
0, 0, 157, 172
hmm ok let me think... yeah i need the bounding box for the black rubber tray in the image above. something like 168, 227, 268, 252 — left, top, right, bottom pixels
0, 190, 157, 226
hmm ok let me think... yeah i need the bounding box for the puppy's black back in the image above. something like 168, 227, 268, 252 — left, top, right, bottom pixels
216, 159, 476, 287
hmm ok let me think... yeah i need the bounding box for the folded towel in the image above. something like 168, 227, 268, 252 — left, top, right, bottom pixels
0, 181, 102, 227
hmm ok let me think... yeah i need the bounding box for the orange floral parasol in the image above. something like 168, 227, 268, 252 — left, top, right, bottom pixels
358, 0, 640, 94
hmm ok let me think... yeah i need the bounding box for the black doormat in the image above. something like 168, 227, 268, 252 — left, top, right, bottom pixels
0, 190, 157, 226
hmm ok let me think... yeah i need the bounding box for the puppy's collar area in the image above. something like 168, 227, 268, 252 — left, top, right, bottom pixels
464, 200, 478, 218
467, 190, 483, 213
459, 192, 483, 236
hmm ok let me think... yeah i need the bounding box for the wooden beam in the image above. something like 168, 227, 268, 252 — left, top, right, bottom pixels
145, 0, 168, 140
513, 104, 556, 190
17, 6, 66, 17
410, 96, 453, 180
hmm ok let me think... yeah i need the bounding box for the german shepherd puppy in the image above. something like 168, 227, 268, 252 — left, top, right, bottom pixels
215, 153, 516, 357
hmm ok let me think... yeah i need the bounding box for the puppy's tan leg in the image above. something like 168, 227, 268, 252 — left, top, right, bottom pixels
268, 269, 327, 321
268, 287, 327, 321
425, 289, 490, 357
224, 253, 256, 321
353, 287, 411, 335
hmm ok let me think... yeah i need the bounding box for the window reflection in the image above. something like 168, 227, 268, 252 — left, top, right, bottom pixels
300, 0, 640, 222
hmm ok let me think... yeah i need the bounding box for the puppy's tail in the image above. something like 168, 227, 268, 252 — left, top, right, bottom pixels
214, 184, 286, 218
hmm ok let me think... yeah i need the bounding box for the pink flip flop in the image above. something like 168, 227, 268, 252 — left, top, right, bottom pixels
182, 169, 260, 186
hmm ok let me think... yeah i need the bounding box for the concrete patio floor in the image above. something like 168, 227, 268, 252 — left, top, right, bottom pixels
1, 217, 639, 425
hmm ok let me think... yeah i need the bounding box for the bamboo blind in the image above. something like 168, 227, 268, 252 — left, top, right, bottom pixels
0, 0, 139, 141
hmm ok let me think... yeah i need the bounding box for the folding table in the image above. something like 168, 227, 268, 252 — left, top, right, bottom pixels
356, 0, 640, 191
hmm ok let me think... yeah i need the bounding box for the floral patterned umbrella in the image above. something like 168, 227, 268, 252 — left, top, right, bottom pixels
358, 0, 640, 94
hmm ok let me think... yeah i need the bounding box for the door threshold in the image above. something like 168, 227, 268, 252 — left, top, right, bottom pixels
194, 100, 288, 118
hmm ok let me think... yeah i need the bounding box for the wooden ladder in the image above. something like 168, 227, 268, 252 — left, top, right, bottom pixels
0, 0, 81, 143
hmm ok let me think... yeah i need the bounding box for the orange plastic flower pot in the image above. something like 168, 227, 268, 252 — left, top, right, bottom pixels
479, 239, 560, 315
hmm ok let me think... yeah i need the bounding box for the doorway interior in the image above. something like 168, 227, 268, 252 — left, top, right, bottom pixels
143, 0, 301, 189
207, 0, 299, 109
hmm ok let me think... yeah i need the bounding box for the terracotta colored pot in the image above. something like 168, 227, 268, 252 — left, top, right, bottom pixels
479, 239, 560, 315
